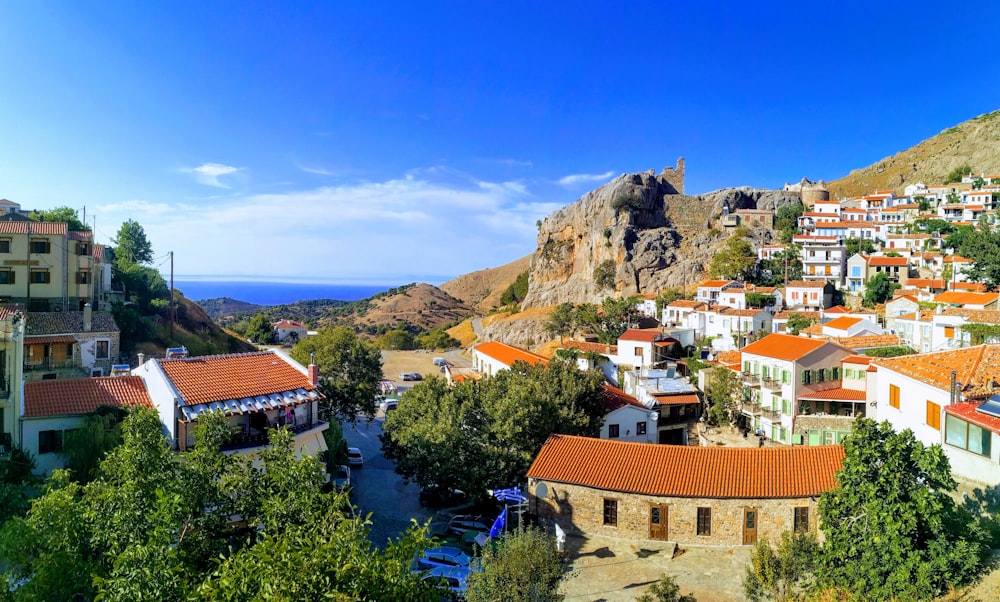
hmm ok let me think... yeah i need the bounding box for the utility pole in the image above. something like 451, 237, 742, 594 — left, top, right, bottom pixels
25, 222, 31, 311
169, 251, 175, 340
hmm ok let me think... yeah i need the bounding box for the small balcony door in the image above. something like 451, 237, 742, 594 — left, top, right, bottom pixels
743, 507, 758, 545
648, 504, 669, 541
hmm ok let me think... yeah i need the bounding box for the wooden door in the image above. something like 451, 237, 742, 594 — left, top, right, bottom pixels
648, 504, 669, 541
743, 507, 758, 545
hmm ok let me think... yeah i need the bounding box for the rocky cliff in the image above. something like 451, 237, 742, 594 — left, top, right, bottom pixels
521, 168, 799, 309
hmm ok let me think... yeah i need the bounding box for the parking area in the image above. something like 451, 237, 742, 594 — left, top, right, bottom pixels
379, 349, 470, 394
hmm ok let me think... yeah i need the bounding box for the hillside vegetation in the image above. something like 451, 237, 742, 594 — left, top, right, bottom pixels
829, 109, 1000, 197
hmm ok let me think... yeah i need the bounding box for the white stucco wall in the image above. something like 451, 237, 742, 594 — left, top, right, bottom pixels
874, 367, 949, 448
21, 415, 85, 475
602, 405, 657, 443
133, 359, 182, 445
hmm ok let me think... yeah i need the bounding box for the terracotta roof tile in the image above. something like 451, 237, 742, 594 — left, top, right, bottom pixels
667, 300, 706, 309
527, 435, 845, 499
934, 292, 999, 306
0, 222, 67, 235
785, 281, 828, 288
740, 333, 830, 362
842, 356, 872, 365
24, 376, 153, 418
874, 344, 1000, 397
474, 341, 548, 368
775, 310, 822, 320
824, 316, 862, 330
942, 308, 1000, 325
835, 334, 903, 349
797, 388, 867, 401
908, 279, 946, 288
562, 340, 617, 354
799, 324, 825, 336
618, 328, 663, 342
714, 350, 741, 367
157, 351, 318, 406
697, 280, 736, 288
653, 393, 701, 405
946, 402, 1000, 434
868, 256, 909, 266
273, 319, 307, 329
602, 385, 647, 412
950, 282, 988, 292
824, 306, 850, 314
25, 311, 118, 335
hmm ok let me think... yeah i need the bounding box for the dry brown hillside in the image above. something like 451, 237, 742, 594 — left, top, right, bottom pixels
338, 283, 473, 332
829, 109, 1000, 198
439, 254, 532, 312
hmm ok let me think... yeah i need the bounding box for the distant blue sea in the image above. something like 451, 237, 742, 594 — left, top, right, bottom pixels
174, 280, 396, 306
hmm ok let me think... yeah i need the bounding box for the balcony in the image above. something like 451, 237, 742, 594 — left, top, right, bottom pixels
761, 377, 783, 392
741, 372, 760, 386
24, 359, 78, 372
220, 419, 328, 452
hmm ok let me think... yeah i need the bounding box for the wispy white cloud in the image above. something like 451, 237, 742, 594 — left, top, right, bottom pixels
182, 163, 243, 188
476, 158, 534, 168
556, 170, 616, 188
95, 171, 558, 282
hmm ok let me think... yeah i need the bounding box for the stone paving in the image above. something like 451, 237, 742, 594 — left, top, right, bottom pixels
560, 532, 750, 601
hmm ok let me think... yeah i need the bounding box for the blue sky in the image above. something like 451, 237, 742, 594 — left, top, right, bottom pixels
1, 1, 998, 285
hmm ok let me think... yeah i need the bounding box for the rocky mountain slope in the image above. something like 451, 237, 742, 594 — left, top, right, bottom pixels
829, 109, 1000, 198
523, 170, 799, 308
344, 282, 472, 332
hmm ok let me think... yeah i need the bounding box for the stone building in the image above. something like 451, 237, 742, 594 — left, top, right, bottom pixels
527, 435, 844, 547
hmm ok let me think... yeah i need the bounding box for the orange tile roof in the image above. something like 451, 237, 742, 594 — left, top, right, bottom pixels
698, 280, 735, 289
157, 351, 318, 406
562, 340, 617, 354
868, 256, 908, 267
943, 255, 972, 263
945, 402, 1000, 434
24, 376, 153, 418
741, 333, 830, 362
0, 222, 67, 235
797, 388, 866, 401
842, 355, 872, 365
824, 316, 862, 330
602, 385, 648, 412
908, 279, 946, 288
934, 291, 999, 306
874, 344, 1000, 398
942, 308, 1000, 325
824, 305, 850, 314
667, 300, 706, 309
527, 435, 845, 499
474, 341, 548, 368
618, 328, 663, 342
785, 281, 828, 288
950, 281, 988, 292
653, 393, 701, 405
273, 319, 307, 329
799, 324, 825, 336
835, 334, 903, 349
713, 350, 741, 368
775, 310, 822, 320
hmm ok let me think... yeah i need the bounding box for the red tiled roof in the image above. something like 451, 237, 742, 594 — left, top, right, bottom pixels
797, 388, 866, 401
874, 345, 1000, 397
527, 435, 845, 499
785, 281, 828, 288
942, 308, 1000, 325
835, 334, 903, 349
908, 279, 946, 288
24, 376, 153, 418
824, 316, 862, 330
24, 335, 77, 344
618, 328, 662, 342
741, 333, 830, 362
714, 350, 741, 369
868, 256, 908, 267
273, 319, 307, 329
946, 402, 1000, 434
842, 355, 872, 365
0, 222, 67, 235
950, 282, 988, 292
654, 393, 701, 405
157, 351, 318, 406
602, 385, 647, 412
474, 341, 548, 368
697, 280, 736, 288
934, 291, 998, 306
667, 300, 706, 309
943, 255, 972, 263
562, 340, 617, 354
824, 305, 850, 314
775, 310, 822, 320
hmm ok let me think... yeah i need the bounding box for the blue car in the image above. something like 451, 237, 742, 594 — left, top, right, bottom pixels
415, 545, 480, 572
419, 565, 472, 599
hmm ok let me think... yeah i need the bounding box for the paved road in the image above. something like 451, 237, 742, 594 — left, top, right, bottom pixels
342, 416, 436, 547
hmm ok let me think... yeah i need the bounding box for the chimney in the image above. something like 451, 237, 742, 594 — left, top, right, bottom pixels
83, 302, 92, 332
308, 352, 320, 386
137, 352, 145, 366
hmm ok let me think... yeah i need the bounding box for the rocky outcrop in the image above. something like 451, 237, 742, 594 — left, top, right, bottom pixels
521, 170, 799, 309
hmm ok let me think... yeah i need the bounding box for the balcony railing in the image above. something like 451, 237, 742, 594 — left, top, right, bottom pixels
220, 419, 327, 452
761, 377, 783, 392
741, 372, 760, 385
24, 360, 78, 372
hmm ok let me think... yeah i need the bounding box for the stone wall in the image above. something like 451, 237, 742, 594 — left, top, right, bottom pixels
531, 480, 819, 547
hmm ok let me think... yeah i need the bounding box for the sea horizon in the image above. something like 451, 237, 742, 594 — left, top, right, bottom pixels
172, 279, 415, 306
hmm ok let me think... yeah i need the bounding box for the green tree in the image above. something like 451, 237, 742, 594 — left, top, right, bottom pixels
743, 532, 817, 602
501, 271, 530, 305
915, 196, 932, 212
862, 272, 900, 307
28, 206, 90, 232
959, 229, 1000, 289
785, 313, 813, 335
637, 574, 698, 602
465, 527, 566, 602
593, 259, 616, 290
544, 302, 577, 343
381, 360, 607, 498
707, 368, 739, 426
593, 296, 640, 344
710, 237, 756, 281
114, 260, 169, 314
654, 288, 690, 317
414, 328, 460, 350
245, 313, 275, 345
0, 448, 39, 523
291, 326, 384, 420
774, 203, 803, 237
113, 219, 154, 265
376, 328, 415, 350
816, 419, 988, 600
944, 164, 972, 184
843, 237, 876, 257
60, 406, 128, 484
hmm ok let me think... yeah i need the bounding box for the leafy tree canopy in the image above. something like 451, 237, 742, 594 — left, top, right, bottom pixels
29, 206, 90, 232
543, 302, 577, 343
466, 527, 566, 602
112, 219, 154, 266
501, 271, 530, 306
376, 328, 415, 350
637, 574, 697, 602
844, 237, 877, 257
413, 328, 460, 350
710, 237, 756, 281
959, 229, 1000, 289
862, 272, 900, 307
944, 163, 973, 184
245, 313, 275, 345
380, 360, 607, 498
785, 313, 813, 335
291, 326, 383, 420
816, 419, 988, 600
743, 532, 817, 602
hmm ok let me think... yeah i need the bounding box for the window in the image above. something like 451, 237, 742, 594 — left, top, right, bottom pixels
696, 507, 712, 536
38, 429, 63, 454
782, 370, 791, 385
889, 384, 900, 409
30, 240, 50, 254
95, 340, 110, 360
816, 369, 825, 383
608, 424, 620, 438
945, 414, 991, 457
636, 422, 646, 436
603, 499, 618, 526
0, 239, 9, 253
77, 270, 90, 284
944, 326, 955, 339
926, 401, 941, 430
635, 347, 644, 359
30, 270, 50, 284
793, 507, 809, 533
77, 242, 90, 256
802, 370, 811, 385
831, 367, 839, 380
782, 398, 791, 415
0, 270, 13, 285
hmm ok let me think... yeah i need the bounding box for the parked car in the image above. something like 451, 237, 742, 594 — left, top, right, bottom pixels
446, 515, 490, 537
399, 372, 424, 381
417, 565, 472, 599
414, 545, 479, 571
379, 398, 399, 412
346, 447, 364, 467
419, 485, 467, 508
432, 357, 446, 366
333, 465, 351, 489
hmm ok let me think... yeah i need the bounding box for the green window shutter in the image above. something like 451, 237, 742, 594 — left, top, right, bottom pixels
782, 399, 791, 414
762, 366, 769, 379
743, 361, 749, 372
832, 367, 840, 380
783, 370, 791, 384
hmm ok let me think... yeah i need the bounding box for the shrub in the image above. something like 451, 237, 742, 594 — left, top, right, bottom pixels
611, 193, 643, 214
593, 260, 616, 290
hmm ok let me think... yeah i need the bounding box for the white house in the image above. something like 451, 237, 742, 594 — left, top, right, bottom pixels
784, 281, 832, 310
601, 385, 659, 443
873, 345, 1000, 486
472, 341, 548, 376
694, 280, 740, 306
273, 319, 309, 344
616, 328, 673, 369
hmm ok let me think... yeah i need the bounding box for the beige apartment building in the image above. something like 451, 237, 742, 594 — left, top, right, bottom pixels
0, 222, 101, 311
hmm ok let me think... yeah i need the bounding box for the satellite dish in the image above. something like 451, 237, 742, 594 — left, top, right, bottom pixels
534, 482, 549, 499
